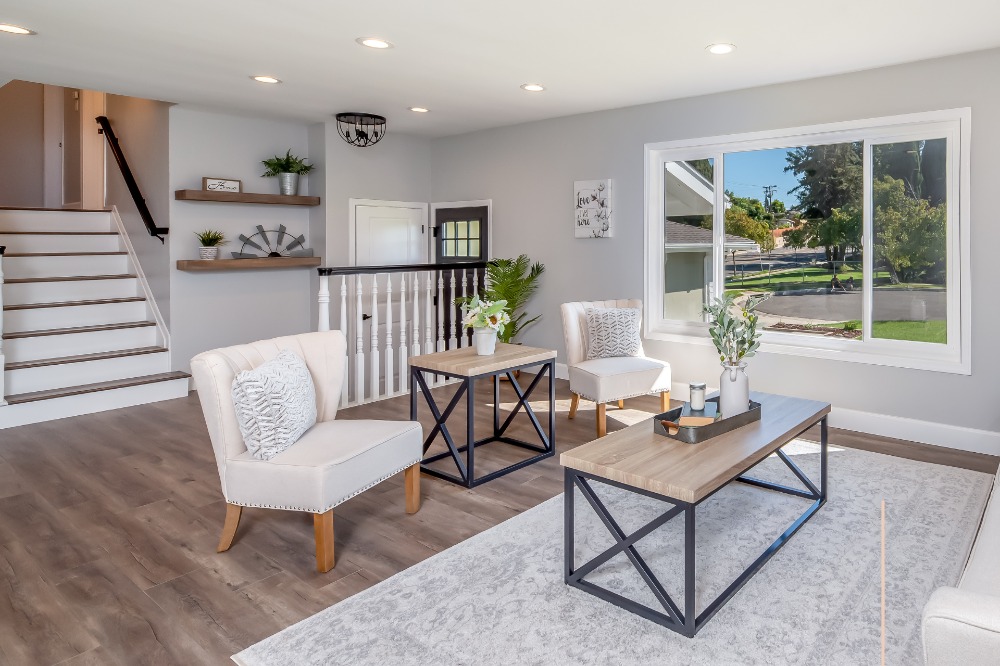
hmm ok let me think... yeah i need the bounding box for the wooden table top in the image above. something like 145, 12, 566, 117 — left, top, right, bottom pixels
409, 343, 557, 377
560, 392, 830, 503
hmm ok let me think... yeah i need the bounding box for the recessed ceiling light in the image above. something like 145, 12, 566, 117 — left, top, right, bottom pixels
408, 107, 429, 113
0, 23, 35, 35
706, 43, 736, 55
357, 37, 393, 49
520, 83, 545, 92
251, 75, 281, 84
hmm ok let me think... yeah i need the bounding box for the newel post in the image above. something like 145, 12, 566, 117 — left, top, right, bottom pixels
317, 273, 331, 332
0, 245, 6, 406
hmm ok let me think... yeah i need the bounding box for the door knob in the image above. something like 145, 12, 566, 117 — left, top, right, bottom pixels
362, 313, 372, 321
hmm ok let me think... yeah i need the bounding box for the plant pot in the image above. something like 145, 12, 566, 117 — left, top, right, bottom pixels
474, 328, 498, 356
278, 172, 299, 196
199, 246, 220, 260
718, 362, 750, 417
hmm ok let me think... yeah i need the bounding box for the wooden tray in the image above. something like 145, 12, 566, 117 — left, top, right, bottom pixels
653, 397, 762, 444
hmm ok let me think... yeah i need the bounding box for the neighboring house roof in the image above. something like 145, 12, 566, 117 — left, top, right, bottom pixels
664, 220, 759, 251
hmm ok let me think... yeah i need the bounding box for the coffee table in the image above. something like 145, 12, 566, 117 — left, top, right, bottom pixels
560, 391, 830, 637
410, 343, 556, 488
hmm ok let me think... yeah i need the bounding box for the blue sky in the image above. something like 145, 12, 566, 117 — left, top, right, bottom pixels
724, 148, 801, 207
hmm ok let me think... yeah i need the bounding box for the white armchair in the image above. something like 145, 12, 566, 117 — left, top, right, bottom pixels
561, 299, 671, 437
190, 331, 422, 573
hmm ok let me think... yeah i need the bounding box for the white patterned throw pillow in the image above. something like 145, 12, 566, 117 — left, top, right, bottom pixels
585, 307, 643, 359
232, 349, 318, 460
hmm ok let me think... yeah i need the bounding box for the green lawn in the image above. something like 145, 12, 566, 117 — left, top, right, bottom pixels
725, 266, 867, 293
834, 320, 947, 344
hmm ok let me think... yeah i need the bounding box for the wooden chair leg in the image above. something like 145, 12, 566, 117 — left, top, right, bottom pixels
660, 390, 671, 413
313, 509, 334, 573
217, 503, 242, 553
617, 399, 625, 409
568, 393, 580, 419
404, 464, 421, 514
596, 403, 607, 438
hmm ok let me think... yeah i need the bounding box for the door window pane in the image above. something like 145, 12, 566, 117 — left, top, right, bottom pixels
470, 239, 480, 257
443, 221, 454, 239
456, 220, 468, 240
871, 138, 948, 344
724, 144, 864, 339
443, 240, 455, 257
456, 239, 468, 256
470, 220, 480, 238
664, 159, 715, 322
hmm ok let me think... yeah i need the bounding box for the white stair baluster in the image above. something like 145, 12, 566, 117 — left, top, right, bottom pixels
411, 271, 421, 360
398, 273, 408, 393
437, 270, 445, 352
459, 269, 468, 347
370, 274, 380, 401
449, 270, 458, 349
0, 250, 6, 406
317, 275, 330, 332
355, 276, 365, 404
424, 272, 434, 356
340, 276, 348, 407
384, 273, 394, 396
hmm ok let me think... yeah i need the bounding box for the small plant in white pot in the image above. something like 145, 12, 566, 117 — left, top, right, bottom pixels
261, 149, 313, 196
195, 229, 227, 260
704, 292, 770, 417
462, 295, 510, 356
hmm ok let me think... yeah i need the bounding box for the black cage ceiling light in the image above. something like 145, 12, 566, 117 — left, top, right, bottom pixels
335, 112, 386, 147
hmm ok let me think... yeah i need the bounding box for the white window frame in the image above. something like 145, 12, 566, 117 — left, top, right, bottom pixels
643, 108, 971, 375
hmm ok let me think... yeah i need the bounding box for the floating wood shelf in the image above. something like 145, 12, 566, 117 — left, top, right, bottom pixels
176, 257, 322, 271
174, 190, 321, 206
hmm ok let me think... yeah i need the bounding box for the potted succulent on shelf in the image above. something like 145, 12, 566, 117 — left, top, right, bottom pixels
461, 295, 510, 356
261, 149, 314, 196
195, 229, 227, 260
703, 292, 770, 417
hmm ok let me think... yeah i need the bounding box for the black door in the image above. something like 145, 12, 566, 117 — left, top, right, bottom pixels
435, 206, 489, 345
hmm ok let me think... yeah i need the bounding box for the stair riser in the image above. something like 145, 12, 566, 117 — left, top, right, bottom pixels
3, 278, 139, 305
0, 234, 120, 253
3, 254, 130, 279
4, 326, 159, 362
4, 301, 148, 332
5, 352, 170, 394
0, 378, 190, 430
0, 211, 112, 233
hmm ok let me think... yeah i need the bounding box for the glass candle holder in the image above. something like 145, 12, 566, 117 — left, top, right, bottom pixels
689, 382, 707, 411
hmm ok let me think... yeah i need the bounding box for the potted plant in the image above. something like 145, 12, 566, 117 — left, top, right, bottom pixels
703, 293, 770, 416
461, 295, 510, 356
457, 255, 545, 344
195, 229, 227, 260
261, 149, 314, 196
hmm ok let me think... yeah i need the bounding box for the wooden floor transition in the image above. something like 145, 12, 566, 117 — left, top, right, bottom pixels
0, 377, 995, 665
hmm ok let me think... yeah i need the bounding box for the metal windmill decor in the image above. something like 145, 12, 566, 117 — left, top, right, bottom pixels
335, 112, 386, 147
231, 225, 314, 259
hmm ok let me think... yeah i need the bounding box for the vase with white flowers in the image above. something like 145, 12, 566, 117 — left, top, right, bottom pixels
703, 292, 770, 417
462, 295, 510, 356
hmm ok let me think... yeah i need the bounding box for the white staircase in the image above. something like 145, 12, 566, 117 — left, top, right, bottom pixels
0, 208, 189, 429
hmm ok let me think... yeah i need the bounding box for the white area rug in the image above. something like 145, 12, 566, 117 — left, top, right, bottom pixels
233, 442, 992, 666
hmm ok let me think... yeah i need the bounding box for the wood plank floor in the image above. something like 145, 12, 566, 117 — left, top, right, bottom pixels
0, 378, 994, 665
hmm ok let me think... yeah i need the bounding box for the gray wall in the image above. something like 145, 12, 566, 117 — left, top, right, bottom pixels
168, 107, 315, 370
104, 94, 172, 323
431, 48, 1000, 437
0, 80, 44, 207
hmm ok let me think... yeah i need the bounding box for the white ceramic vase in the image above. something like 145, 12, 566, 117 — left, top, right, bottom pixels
719, 362, 750, 417
199, 246, 220, 260
474, 328, 498, 355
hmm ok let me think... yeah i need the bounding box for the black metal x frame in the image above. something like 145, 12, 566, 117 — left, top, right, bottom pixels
564, 416, 828, 637
411, 358, 556, 488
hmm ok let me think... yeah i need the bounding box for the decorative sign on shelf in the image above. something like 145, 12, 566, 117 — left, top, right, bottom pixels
202, 177, 242, 193
231, 225, 314, 259
574, 179, 613, 238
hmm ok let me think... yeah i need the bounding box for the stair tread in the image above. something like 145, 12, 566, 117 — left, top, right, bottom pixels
4, 297, 146, 311
0, 232, 119, 236
5, 371, 190, 405
5, 347, 167, 370
4, 252, 126, 257
3, 321, 156, 340
5, 274, 137, 284
0, 207, 111, 213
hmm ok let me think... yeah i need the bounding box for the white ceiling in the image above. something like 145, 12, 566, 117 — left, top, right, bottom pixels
2, 0, 999, 137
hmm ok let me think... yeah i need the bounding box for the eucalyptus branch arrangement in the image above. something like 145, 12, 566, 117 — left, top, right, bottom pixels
703, 293, 771, 366
461, 295, 510, 335
261, 150, 314, 176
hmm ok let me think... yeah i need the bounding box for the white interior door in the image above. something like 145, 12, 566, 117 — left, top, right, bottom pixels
351, 202, 429, 400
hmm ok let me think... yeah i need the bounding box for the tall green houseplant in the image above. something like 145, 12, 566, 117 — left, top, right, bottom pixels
463, 255, 545, 343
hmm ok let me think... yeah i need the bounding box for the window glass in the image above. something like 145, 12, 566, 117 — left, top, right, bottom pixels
470, 220, 480, 238
664, 158, 714, 322
456, 239, 468, 256
470, 239, 480, 257
456, 220, 468, 240
443, 240, 455, 257
443, 221, 454, 239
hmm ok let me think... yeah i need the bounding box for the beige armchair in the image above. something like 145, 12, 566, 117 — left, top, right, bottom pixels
190, 331, 422, 573
561, 299, 671, 437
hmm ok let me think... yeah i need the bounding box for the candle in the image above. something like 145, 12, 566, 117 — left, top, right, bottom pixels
689, 382, 706, 411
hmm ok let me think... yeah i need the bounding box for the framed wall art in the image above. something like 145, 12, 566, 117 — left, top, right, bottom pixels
574, 179, 612, 238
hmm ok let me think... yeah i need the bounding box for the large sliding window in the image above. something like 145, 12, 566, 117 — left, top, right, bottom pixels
644, 110, 970, 374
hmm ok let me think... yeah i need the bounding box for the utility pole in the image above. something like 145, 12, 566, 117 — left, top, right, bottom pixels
762, 185, 777, 212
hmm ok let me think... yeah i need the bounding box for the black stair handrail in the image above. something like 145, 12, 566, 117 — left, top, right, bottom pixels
318, 261, 488, 276
96, 116, 168, 244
